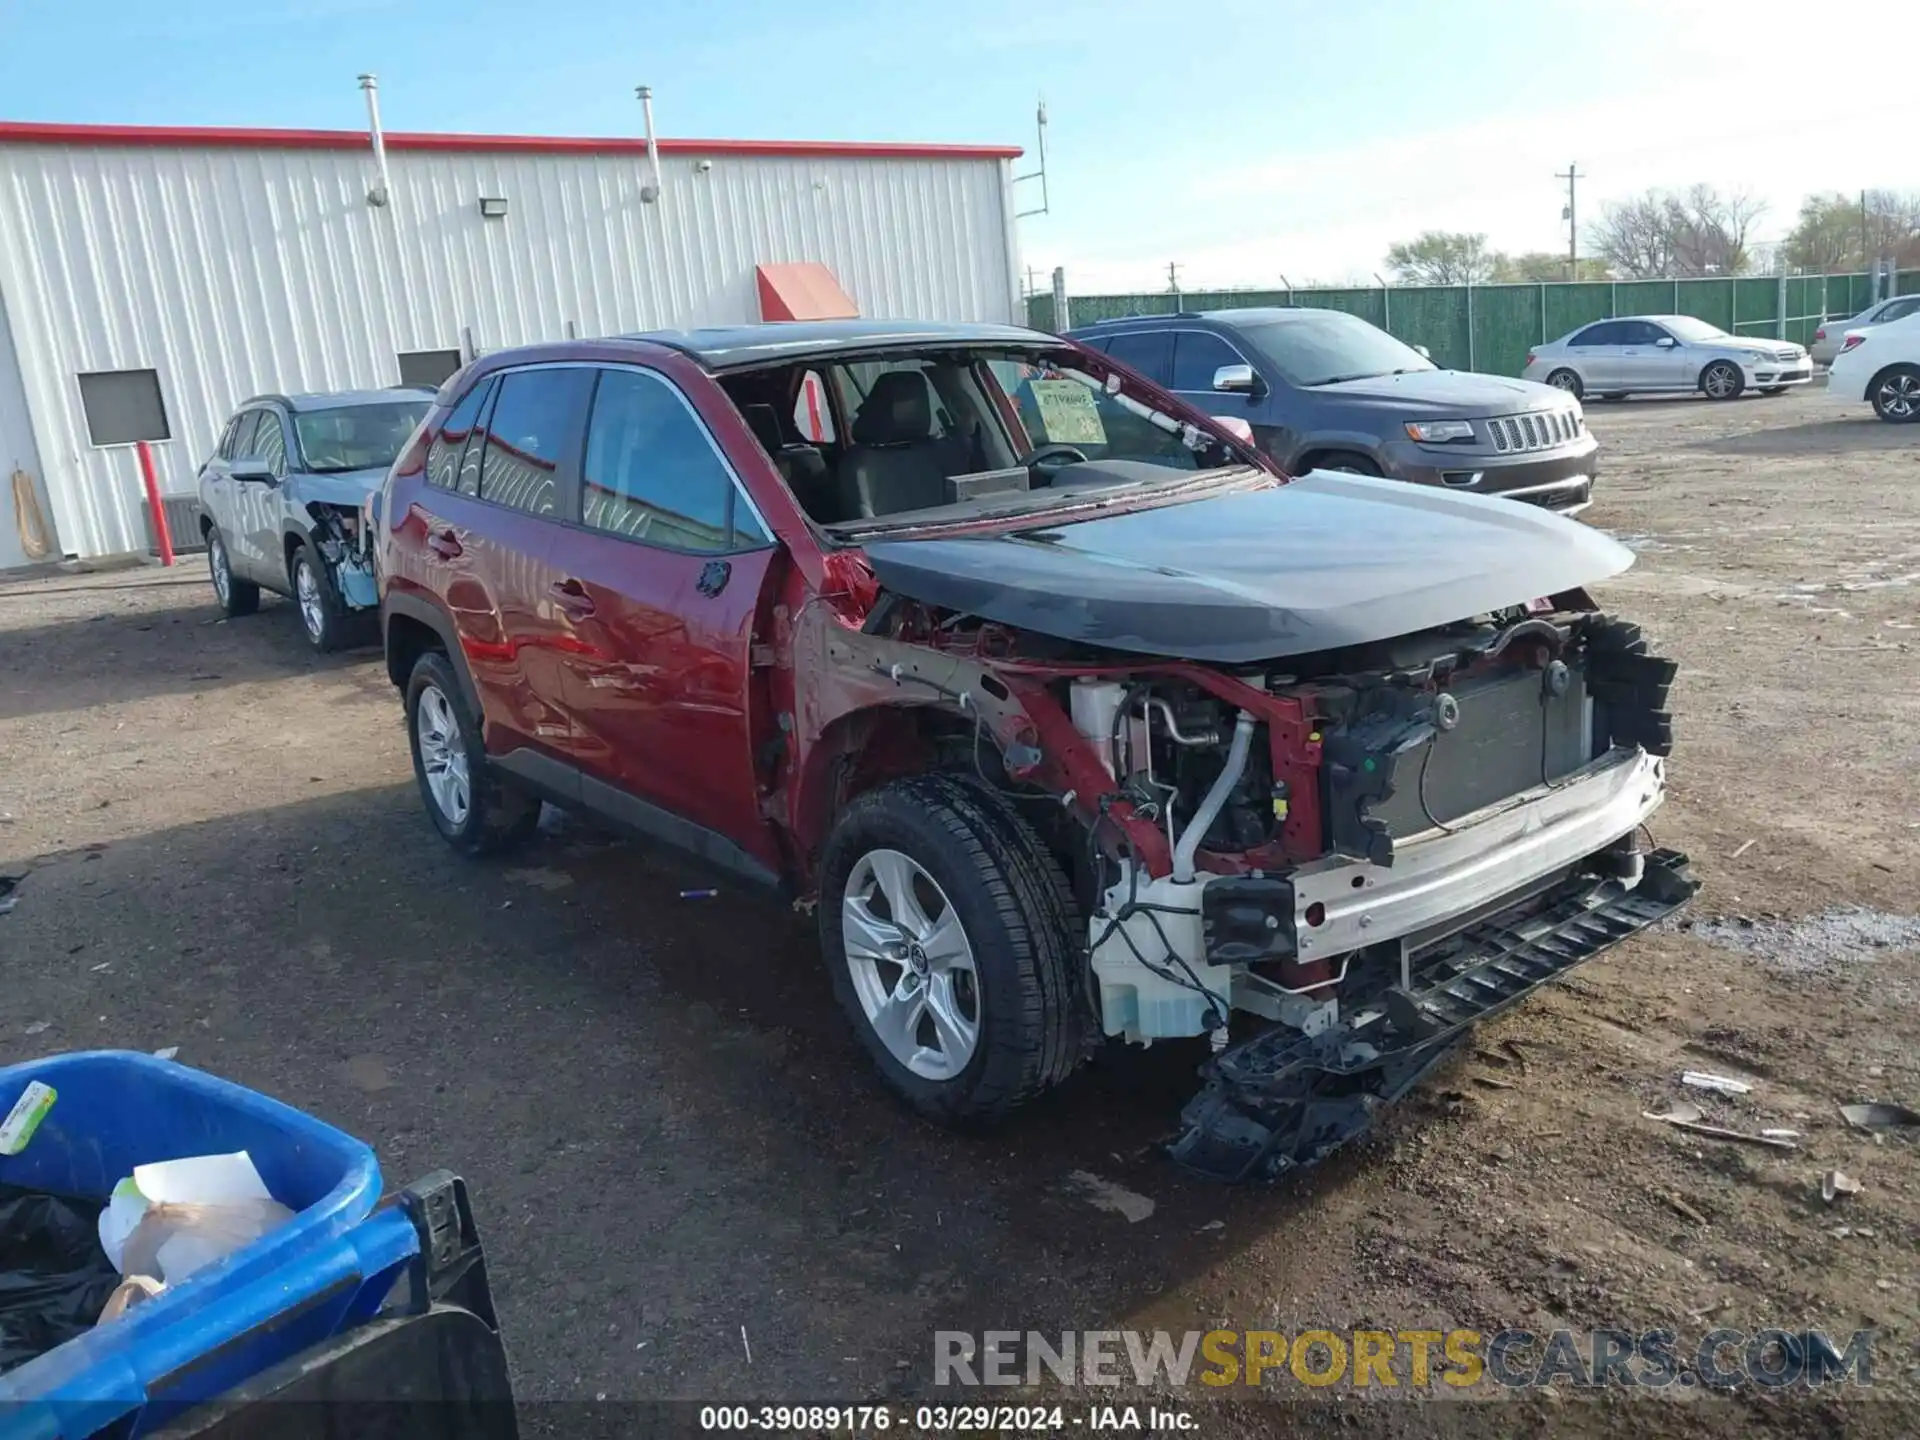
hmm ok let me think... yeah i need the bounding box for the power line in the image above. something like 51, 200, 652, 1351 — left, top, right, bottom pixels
1555, 163, 1582, 280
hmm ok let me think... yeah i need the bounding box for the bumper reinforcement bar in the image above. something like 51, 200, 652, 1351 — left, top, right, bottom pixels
1169, 848, 1698, 1183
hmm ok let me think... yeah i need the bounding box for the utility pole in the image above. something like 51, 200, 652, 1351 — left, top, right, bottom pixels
1167, 261, 1183, 307
1555, 164, 1581, 280
1861, 188, 1870, 273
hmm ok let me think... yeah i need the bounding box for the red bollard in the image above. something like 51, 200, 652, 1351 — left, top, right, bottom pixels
136, 439, 174, 567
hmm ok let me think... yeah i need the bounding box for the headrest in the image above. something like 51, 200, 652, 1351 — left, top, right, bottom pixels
851, 371, 933, 446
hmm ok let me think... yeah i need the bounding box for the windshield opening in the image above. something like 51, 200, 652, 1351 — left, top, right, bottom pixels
1661, 316, 1730, 343
717, 345, 1248, 531
294, 401, 431, 473
1232, 311, 1436, 387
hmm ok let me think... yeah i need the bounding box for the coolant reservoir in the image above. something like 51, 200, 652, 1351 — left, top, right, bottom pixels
1089, 868, 1234, 1044
1070, 679, 1148, 779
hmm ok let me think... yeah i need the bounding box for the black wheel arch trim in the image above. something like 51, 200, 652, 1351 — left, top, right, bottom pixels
383, 592, 483, 716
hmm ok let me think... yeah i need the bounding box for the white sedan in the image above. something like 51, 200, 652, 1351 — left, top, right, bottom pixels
1523, 315, 1812, 401
1826, 310, 1920, 423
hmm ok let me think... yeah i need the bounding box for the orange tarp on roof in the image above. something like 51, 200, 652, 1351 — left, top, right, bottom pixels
756, 262, 859, 321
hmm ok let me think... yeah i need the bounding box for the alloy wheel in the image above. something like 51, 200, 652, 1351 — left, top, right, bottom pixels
414, 684, 472, 826
294, 557, 326, 640
1550, 371, 1577, 390
209, 536, 231, 606
1704, 363, 1738, 399
1878, 372, 1919, 420
841, 848, 980, 1081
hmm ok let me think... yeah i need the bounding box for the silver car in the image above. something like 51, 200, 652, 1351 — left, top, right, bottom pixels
1523, 315, 1812, 402
1810, 294, 1920, 367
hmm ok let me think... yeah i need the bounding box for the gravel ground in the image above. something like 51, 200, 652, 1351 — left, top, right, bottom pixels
2, 385, 1917, 1435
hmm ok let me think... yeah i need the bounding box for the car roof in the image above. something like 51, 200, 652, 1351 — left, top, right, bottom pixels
242, 388, 435, 412
1071, 307, 1350, 332
625, 318, 1057, 369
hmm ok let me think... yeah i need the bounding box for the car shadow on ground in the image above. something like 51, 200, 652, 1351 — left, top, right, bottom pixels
2, 781, 1392, 1405
0, 588, 382, 720
1689, 416, 1914, 457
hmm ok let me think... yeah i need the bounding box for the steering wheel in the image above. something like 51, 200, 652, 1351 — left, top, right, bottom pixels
1021, 442, 1090, 483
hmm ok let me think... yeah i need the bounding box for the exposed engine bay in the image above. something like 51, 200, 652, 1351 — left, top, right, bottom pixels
309, 499, 379, 611
815, 573, 1694, 1181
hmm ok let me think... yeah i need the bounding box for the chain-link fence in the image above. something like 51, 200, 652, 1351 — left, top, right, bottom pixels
1026, 269, 1920, 376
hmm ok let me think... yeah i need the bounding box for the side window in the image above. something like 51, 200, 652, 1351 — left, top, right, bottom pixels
1170, 331, 1245, 391
253, 411, 288, 477
1882, 297, 1920, 323
214, 413, 239, 460
477, 369, 587, 516
581, 367, 757, 552
792, 369, 835, 445
428, 378, 493, 491
1101, 330, 1175, 386
1619, 321, 1662, 346
229, 411, 264, 458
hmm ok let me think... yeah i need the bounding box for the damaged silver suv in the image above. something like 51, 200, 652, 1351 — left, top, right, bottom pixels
197, 389, 431, 650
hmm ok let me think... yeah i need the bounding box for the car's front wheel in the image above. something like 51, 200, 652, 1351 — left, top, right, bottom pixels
1700, 360, 1744, 401
291, 542, 349, 652
819, 774, 1082, 1123
1870, 365, 1920, 423
405, 650, 540, 856
206, 529, 260, 618
1545, 368, 1583, 399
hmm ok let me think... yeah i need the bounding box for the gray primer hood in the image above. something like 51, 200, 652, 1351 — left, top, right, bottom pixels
283, 466, 387, 509
861, 473, 1634, 663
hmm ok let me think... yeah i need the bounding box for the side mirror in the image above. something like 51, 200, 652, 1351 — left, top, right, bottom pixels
1413, 344, 1433, 361
230, 458, 275, 483
1210, 415, 1256, 445
1654, 336, 1678, 349
1212, 363, 1257, 394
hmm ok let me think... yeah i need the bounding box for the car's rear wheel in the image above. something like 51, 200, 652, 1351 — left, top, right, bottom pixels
206, 529, 259, 618
1700, 360, 1744, 401
819, 774, 1083, 1124
405, 650, 540, 856
1545, 368, 1584, 399
1870, 365, 1920, 423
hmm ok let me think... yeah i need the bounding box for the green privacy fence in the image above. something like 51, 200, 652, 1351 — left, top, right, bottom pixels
1025, 270, 1920, 377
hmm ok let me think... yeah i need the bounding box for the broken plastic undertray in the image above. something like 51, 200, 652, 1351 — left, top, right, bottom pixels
1839, 1102, 1920, 1135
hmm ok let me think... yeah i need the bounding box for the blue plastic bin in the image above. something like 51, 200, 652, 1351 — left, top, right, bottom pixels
0, 1052, 417, 1438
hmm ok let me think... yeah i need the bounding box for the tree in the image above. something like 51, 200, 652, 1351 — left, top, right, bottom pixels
1385, 231, 1499, 285
1784, 191, 1920, 272
1587, 186, 1765, 277
1490, 251, 1610, 283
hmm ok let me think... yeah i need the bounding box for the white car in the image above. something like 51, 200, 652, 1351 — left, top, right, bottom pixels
1826, 310, 1920, 423
1523, 315, 1812, 402
1810, 294, 1920, 367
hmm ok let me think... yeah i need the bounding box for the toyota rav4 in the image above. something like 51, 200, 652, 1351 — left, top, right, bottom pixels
375, 319, 1695, 1181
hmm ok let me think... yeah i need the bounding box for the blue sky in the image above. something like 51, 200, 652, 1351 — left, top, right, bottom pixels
0, 0, 1904, 289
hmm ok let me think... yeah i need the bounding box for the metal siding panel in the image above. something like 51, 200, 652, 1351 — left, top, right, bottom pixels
0, 141, 1015, 557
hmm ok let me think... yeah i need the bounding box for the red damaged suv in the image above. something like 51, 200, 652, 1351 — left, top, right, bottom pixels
376, 320, 1693, 1181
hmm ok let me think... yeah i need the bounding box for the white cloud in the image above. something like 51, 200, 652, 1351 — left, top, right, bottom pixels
1027, 75, 1916, 293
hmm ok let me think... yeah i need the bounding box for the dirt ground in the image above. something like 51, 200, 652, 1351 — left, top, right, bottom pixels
2, 384, 1916, 1436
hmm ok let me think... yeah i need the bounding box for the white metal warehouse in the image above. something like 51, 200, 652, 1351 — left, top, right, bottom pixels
0, 116, 1024, 569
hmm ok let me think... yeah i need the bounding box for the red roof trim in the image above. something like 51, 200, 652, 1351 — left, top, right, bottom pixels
0, 120, 1021, 161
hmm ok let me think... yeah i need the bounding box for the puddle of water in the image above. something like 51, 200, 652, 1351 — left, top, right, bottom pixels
1684, 907, 1920, 976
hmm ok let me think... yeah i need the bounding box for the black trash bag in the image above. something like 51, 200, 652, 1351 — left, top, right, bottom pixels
0, 1181, 122, 1375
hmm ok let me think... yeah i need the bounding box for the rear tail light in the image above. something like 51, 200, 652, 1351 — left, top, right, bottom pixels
1525, 351, 1536, 368
1813, 327, 1827, 341
1841, 334, 1866, 354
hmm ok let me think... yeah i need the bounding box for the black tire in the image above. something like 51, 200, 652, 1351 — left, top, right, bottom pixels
1760, 386, 1787, 396
290, 541, 351, 653
1311, 451, 1381, 477
819, 774, 1084, 1124
1700, 360, 1744, 401
404, 650, 540, 857
1869, 364, 1920, 424
1545, 368, 1584, 400
206, 529, 259, 618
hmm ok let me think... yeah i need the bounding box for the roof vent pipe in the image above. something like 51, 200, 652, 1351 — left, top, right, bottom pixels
635, 85, 663, 204
358, 73, 391, 207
